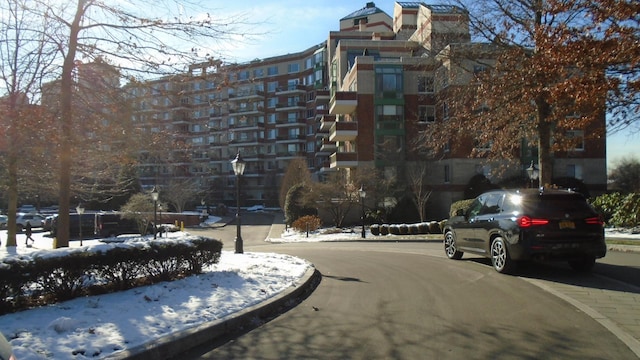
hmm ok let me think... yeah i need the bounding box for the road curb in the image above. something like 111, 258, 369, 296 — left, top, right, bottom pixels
105, 266, 321, 360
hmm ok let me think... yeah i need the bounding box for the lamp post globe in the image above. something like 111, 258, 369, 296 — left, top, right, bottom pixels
526, 161, 539, 188
231, 153, 246, 254
76, 203, 85, 246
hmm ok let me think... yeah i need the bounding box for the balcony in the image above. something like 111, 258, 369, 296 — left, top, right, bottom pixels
316, 139, 337, 156
329, 121, 358, 142
275, 84, 307, 95
329, 91, 357, 115
319, 161, 337, 173
315, 89, 330, 105
276, 118, 306, 128
275, 101, 306, 111
314, 108, 329, 121
318, 114, 336, 132
232, 89, 265, 101
329, 152, 358, 168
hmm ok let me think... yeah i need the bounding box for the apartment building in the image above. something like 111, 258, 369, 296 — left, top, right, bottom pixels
128, 44, 328, 207
130, 1, 606, 218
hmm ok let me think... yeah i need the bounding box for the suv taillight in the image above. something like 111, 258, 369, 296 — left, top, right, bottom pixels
585, 216, 604, 226
517, 216, 549, 228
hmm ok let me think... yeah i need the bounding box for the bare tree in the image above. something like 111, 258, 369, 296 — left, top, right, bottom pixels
0, 0, 59, 246
279, 157, 311, 209
422, 0, 638, 186
609, 156, 640, 193
21, 0, 257, 247
307, 170, 359, 228
406, 163, 432, 222
161, 178, 202, 213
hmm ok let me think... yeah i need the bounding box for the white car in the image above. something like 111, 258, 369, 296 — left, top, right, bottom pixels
16, 213, 45, 230
0, 215, 7, 229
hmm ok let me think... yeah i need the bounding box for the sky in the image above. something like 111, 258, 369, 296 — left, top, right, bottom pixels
210, 0, 639, 170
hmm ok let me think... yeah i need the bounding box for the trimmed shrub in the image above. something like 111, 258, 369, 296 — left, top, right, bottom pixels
418, 222, 430, 234
284, 183, 316, 225
291, 215, 322, 232
398, 224, 409, 235
370, 224, 380, 236
379, 224, 389, 235
428, 221, 441, 234
450, 199, 475, 218
408, 224, 420, 235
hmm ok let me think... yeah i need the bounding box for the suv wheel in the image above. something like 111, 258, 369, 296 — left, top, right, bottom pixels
568, 256, 596, 272
444, 231, 463, 260
491, 237, 514, 274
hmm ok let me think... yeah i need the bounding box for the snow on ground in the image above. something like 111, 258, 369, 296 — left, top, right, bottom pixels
0, 216, 638, 359
0, 220, 312, 360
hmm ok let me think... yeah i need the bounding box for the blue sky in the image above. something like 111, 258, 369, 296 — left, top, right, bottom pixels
212, 0, 639, 170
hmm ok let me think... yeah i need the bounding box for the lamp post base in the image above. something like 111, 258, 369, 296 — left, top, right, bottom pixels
235, 237, 243, 254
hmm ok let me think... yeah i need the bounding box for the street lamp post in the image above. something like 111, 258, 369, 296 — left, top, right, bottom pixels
151, 186, 159, 239
231, 152, 246, 254
76, 203, 84, 246
359, 185, 366, 238
158, 204, 163, 238
526, 161, 539, 189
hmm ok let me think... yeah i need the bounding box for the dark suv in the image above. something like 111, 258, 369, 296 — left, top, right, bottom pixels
443, 188, 606, 273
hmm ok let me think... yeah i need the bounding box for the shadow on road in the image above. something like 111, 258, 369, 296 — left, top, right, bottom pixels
463, 257, 640, 294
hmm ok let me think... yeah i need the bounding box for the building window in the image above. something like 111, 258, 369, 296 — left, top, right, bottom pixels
442, 102, 449, 120
444, 164, 451, 183
287, 79, 299, 90
418, 105, 435, 123
567, 164, 583, 179
253, 68, 264, 78
268, 81, 278, 93
267, 98, 277, 108
418, 75, 435, 93
238, 70, 250, 81
375, 67, 403, 99
288, 63, 300, 73
567, 130, 585, 151
267, 66, 278, 76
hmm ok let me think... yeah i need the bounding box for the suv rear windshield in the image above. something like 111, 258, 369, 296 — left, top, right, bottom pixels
505, 193, 596, 218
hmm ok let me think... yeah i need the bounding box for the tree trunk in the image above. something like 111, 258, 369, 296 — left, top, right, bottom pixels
56, 0, 86, 248
537, 96, 553, 186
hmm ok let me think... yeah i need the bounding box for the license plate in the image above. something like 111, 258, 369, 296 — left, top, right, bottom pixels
559, 220, 575, 229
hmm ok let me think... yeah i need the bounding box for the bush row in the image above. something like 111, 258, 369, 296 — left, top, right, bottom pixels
370, 221, 445, 236
590, 192, 640, 227
0, 237, 222, 315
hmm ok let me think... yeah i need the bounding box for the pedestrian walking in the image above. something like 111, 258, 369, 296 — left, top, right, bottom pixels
25, 222, 34, 247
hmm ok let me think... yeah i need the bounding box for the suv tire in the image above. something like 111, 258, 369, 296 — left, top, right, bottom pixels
568, 255, 596, 272
491, 236, 515, 274
444, 231, 463, 260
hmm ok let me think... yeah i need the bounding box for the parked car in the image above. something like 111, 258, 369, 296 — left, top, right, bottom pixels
43, 214, 57, 231
95, 212, 153, 237
0, 215, 7, 229
17, 204, 36, 213
442, 188, 606, 274
16, 213, 46, 231
50, 213, 95, 238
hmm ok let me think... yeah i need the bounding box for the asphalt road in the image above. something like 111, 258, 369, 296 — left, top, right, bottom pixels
181, 213, 640, 359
